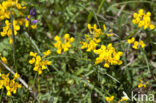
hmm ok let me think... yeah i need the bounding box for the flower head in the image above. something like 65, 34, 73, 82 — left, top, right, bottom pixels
29, 51, 52, 75
132, 9, 155, 30
0, 73, 22, 96
106, 96, 114, 102
1, 57, 8, 64
54, 34, 74, 54
94, 43, 123, 68
30, 8, 36, 17
128, 37, 146, 49
138, 79, 148, 88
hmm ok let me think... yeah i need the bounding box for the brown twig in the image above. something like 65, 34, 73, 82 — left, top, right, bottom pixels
0, 60, 37, 98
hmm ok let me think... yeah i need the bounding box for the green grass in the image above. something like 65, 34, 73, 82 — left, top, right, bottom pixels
0, 0, 156, 103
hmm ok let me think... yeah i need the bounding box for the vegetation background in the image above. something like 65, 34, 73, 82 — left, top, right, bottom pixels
0, 0, 156, 103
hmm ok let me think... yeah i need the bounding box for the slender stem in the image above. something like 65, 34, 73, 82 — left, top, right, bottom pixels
33, 73, 37, 87
0, 88, 3, 102
10, 11, 16, 67
37, 75, 41, 103
97, 0, 105, 14
24, 32, 42, 55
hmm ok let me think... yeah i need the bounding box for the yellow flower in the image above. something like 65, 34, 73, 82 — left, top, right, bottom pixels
43, 50, 51, 57
138, 9, 144, 15
0, 80, 4, 89
104, 63, 109, 68
138, 79, 148, 88
1, 57, 8, 64
80, 31, 102, 52
54, 35, 60, 41
128, 37, 135, 44
31, 25, 37, 29
106, 96, 114, 102
132, 41, 139, 49
150, 24, 155, 30
94, 44, 123, 68
81, 42, 88, 49
0, 73, 22, 96
107, 33, 113, 37
87, 24, 103, 37
86, 40, 97, 52
88, 24, 92, 32
1, 20, 21, 44
103, 24, 106, 31
36, 56, 41, 62
69, 37, 75, 42
139, 40, 146, 48
0, 0, 27, 44
18, 84, 22, 88
54, 34, 74, 54
64, 33, 70, 40
30, 52, 37, 57
29, 58, 35, 64
129, 38, 146, 49
118, 96, 129, 103
132, 9, 155, 30
138, 83, 143, 88
133, 13, 138, 18
47, 61, 52, 65
25, 20, 29, 28
29, 51, 52, 75
7, 91, 11, 96
14, 73, 20, 80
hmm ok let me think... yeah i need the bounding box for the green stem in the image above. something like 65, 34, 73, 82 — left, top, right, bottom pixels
97, 0, 105, 14
107, 1, 154, 12
125, 27, 143, 40
0, 88, 3, 102
125, 28, 138, 40
10, 10, 16, 67
24, 32, 42, 55
37, 75, 41, 103
33, 73, 38, 88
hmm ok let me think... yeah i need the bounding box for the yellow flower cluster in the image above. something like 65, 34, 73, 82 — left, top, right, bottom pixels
88, 24, 114, 37
81, 24, 114, 52
106, 96, 114, 102
138, 79, 148, 88
128, 37, 146, 49
0, 73, 22, 96
1, 20, 20, 44
88, 24, 104, 37
29, 50, 52, 75
0, 0, 27, 44
0, 0, 26, 21
81, 24, 103, 52
54, 34, 75, 54
94, 44, 123, 68
132, 9, 155, 30
81, 34, 101, 52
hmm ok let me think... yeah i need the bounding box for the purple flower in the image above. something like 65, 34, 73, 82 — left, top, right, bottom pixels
30, 9, 36, 16
31, 20, 38, 24
25, 17, 29, 21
